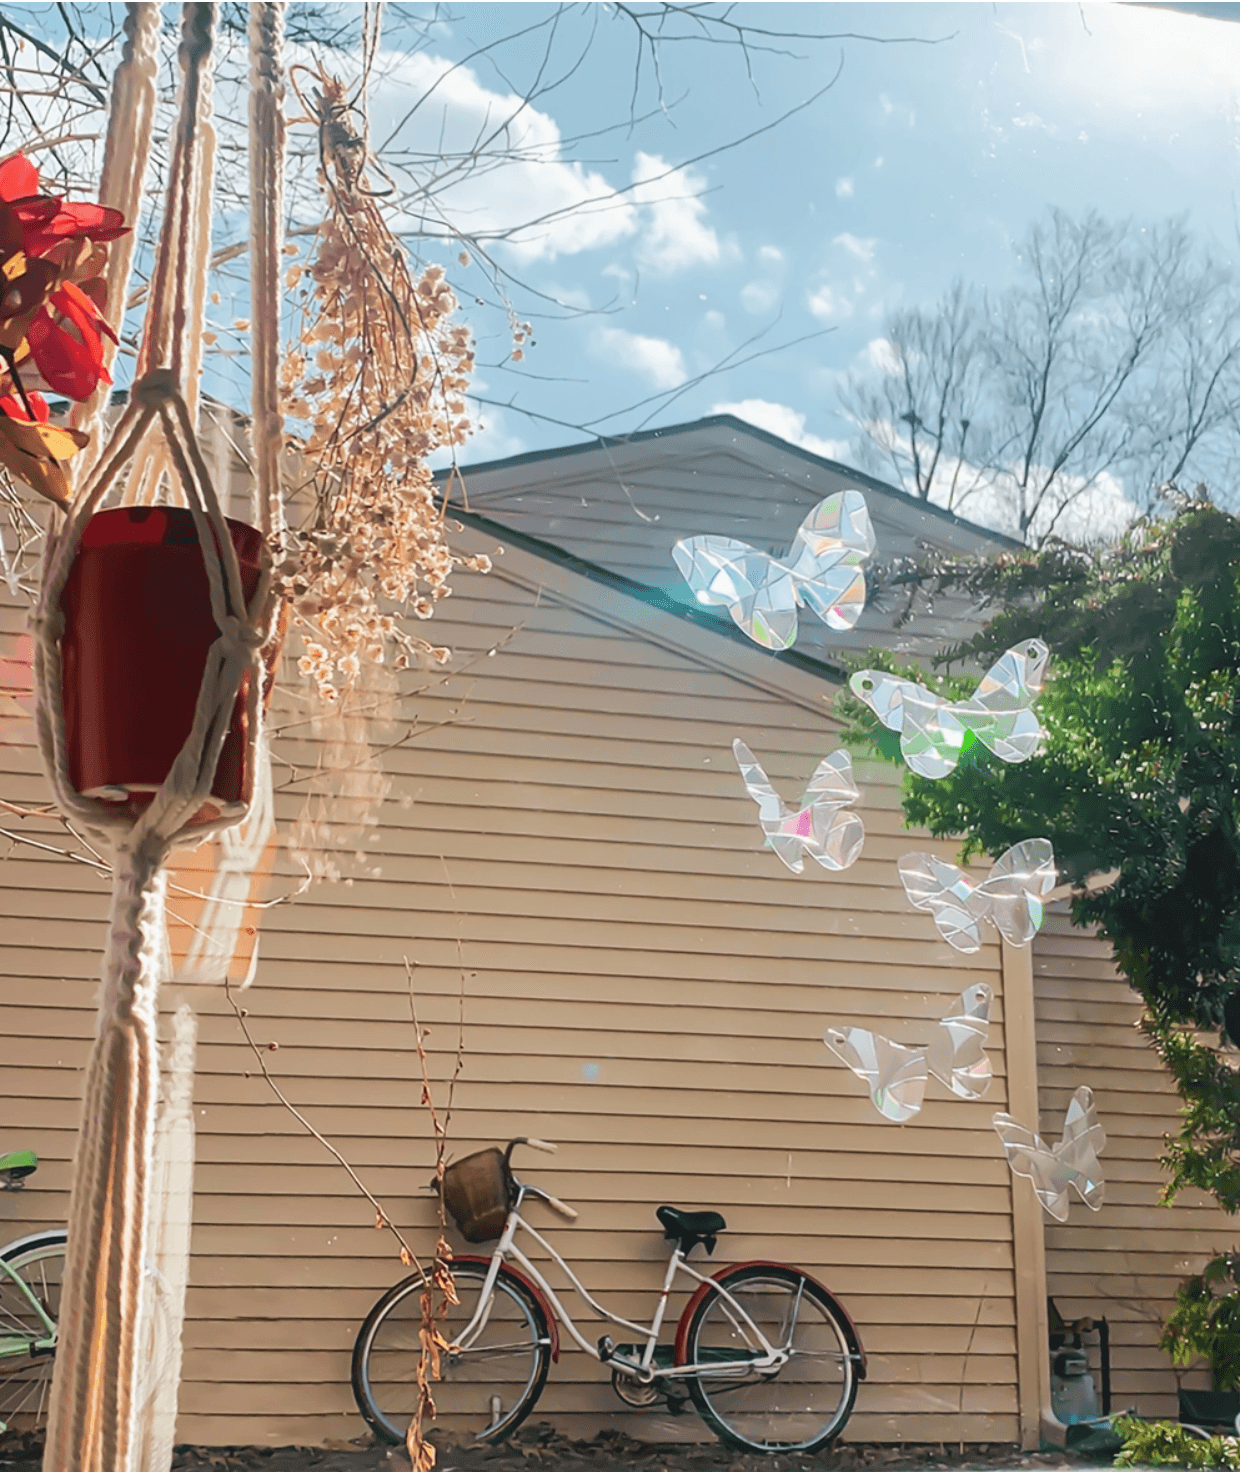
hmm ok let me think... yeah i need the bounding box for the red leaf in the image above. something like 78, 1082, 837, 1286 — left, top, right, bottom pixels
0, 155, 39, 203
26, 309, 108, 399
0, 392, 50, 423
22, 201, 127, 253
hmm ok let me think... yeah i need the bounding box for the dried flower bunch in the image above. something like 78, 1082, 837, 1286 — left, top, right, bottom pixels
281, 74, 488, 704
0, 152, 126, 506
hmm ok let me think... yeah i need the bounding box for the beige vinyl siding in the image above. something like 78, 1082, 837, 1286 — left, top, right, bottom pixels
1, 528, 1023, 1447
449, 419, 1009, 663
1034, 904, 1236, 1420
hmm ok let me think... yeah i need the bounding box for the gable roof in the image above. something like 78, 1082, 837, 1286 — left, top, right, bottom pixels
440, 414, 1016, 667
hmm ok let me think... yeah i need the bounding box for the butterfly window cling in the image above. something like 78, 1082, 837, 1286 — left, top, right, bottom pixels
898, 838, 1057, 953
824, 984, 993, 1123
850, 639, 1049, 779
672, 490, 875, 652
732, 738, 864, 873
992, 1086, 1106, 1221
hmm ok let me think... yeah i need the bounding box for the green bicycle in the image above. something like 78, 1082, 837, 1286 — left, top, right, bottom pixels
0, 1151, 65, 1440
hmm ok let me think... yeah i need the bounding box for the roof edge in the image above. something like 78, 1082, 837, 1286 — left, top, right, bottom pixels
438, 412, 1024, 550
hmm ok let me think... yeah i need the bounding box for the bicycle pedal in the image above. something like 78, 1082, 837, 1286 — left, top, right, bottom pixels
597, 1334, 615, 1362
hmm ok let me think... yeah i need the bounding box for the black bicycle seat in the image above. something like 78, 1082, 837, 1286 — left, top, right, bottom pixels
657, 1205, 727, 1254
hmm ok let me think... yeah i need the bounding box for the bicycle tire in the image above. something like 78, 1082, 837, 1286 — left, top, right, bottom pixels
681, 1263, 860, 1454
0, 1229, 67, 1443
352, 1261, 552, 1447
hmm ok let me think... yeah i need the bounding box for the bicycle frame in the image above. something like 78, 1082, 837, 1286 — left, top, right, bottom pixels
453, 1180, 791, 1385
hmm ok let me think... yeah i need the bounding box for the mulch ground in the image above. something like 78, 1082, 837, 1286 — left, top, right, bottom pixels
0, 1423, 1119, 1472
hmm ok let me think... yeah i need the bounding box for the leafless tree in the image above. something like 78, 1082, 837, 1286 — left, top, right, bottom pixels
841, 207, 1240, 545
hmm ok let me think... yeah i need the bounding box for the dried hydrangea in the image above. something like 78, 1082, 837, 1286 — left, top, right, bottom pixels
279, 75, 490, 704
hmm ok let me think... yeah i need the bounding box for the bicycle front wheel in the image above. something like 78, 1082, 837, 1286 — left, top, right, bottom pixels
0, 1229, 66, 1443
352, 1261, 552, 1447
681, 1263, 860, 1454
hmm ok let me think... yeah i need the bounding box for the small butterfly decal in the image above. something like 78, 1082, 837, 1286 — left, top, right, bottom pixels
672, 490, 875, 652
849, 640, 1049, 779
898, 838, 1057, 953
824, 984, 993, 1123
992, 1086, 1106, 1221
732, 738, 864, 874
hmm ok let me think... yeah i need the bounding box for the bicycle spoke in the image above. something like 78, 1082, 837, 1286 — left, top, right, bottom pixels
685, 1267, 857, 1454
354, 1263, 551, 1447
0, 1234, 64, 1451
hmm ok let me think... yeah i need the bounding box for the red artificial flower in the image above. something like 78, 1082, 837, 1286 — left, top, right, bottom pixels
0, 153, 126, 401
0, 154, 125, 255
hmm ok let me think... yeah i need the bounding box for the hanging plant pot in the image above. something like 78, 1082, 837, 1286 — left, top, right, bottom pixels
60, 506, 280, 822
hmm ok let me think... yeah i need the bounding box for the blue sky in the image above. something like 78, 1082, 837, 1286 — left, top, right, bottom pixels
348, 1, 1240, 514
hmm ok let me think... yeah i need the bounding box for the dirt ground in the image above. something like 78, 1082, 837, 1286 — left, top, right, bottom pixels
0, 1424, 1122, 1472
165, 1426, 1118, 1472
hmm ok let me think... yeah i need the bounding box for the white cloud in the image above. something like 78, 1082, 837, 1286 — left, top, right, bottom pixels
834, 232, 877, 263
740, 279, 780, 315
369, 51, 637, 263
865, 337, 902, 375
807, 283, 854, 321
759, 244, 784, 262
596, 327, 686, 389
631, 152, 721, 273
711, 399, 851, 461
704, 309, 727, 330
835, 177, 854, 199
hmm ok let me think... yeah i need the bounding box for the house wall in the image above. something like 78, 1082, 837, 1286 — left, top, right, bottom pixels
1034, 904, 1235, 1420
3, 524, 1036, 1448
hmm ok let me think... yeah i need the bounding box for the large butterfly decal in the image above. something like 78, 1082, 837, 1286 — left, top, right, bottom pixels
898, 838, 1057, 953
732, 739, 864, 874
824, 984, 993, 1123
992, 1086, 1106, 1221
849, 640, 1049, 779
672, 490, 875, 652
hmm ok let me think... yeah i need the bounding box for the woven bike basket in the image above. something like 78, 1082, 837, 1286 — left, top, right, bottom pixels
441, 1147, 514, 1243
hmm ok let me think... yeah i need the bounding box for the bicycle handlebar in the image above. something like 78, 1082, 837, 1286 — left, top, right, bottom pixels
542, 1191, 578, 1221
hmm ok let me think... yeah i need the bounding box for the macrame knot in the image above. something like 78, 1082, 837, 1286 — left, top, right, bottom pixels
130, 368, 179, 410
215, 614, 265, 651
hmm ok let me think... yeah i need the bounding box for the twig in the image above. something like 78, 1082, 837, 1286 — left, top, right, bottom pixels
223, 977, 423, 1271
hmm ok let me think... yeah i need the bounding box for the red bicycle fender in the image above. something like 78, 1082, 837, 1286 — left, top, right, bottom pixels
453, 1255, 561, 1363
672, 1260, 866, 1379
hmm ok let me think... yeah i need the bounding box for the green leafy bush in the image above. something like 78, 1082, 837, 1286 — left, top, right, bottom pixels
1163, 1255, 1240, 1391
1115, 1417, 1240, 1467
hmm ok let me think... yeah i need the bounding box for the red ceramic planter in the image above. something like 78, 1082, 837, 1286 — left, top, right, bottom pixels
60, 506, 270, 818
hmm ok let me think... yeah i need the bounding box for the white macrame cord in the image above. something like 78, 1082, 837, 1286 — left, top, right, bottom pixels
30, 7, 288, 1471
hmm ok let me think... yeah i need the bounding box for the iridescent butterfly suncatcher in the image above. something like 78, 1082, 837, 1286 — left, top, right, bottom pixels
898, 838, 1057, 953
732, 739, 864, 873
849, 640, 1049, 779
824, 984, 993, 1123
992, 1086, 1106, 1221
672, 490, 875, 652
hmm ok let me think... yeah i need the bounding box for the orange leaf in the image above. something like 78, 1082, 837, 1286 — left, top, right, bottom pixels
0, 412, 87, 507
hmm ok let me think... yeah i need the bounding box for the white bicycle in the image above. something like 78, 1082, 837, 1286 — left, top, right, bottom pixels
352, 1138, 866, 1455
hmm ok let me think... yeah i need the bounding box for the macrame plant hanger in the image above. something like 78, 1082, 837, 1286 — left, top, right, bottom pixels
31, 6, 287, 1471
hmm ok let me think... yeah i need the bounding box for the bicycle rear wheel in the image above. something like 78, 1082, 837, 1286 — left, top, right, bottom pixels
0, 1230, 66, 1444
352, 1261, 552, 1446
681, 1263, 860, 1453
